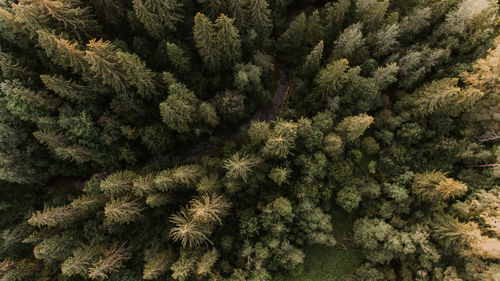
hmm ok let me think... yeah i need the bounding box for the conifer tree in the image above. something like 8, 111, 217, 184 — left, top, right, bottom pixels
40, 74, 88, 102
170, 253, 195, 281
413, 78, 483, 117
248, 0, 271, 41
413, 171, 468, 201
100, 171, 137, 195
61, 246, 97, 277
189, 193, 230, 224
373, 62, 399, 90
143, 250, 173, 280
27, 205, 81, 227
104, 198, 144, 224
335, 113, 374, 142
88, 243, 131, 280
399, 7, 431, 40
84, 39, 127, 93
355, 0, 389, 32
54, 145, 92, 164
268, 167, 291, 186
432, 216, 481, 248
116, 50, 157, 97
132, 0, 183, 39
323, 133, 343, 157
169, 209, 210, 248
198, 102, 219, 128
36, 30, 87, 73
14, 0, 98, 39
229, 0, 248, 28
193, 12, 219, 70
305, 10, 324, 46
197, 248, 218, 277
215, 14, 241, 67
159, 83, 199, 133
332, 23, 365, 61
314, 59, 349, 97
166, 42, 190, 73
371, 23, 400, 58
302, 40, 324, 77
324, 0, 351, 28
223, 152, 257, 183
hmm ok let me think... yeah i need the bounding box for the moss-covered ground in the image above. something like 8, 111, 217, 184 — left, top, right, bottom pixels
284, 208, 364, 281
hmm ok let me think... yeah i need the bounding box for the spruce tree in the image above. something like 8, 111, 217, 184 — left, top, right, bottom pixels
302, 40, 324, 77
335, 113, 374, 142
193, 12, 219, 70
36, 30, 87, 73
214, 14, 241, 67
166, 42, 190, 73
132, 0, 183, 39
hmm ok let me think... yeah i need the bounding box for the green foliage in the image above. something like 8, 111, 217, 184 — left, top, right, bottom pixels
132, 0, 183, 39
0, 1, 498, 281
223, 152, 257, 183
335, 113, 374, 142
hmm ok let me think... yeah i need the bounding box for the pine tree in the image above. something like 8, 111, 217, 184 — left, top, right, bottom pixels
33, 234, 73, 263
432, 216, 481, 248
371, 23, 400, 58
268, 167, 291, 186
88, 243, 131, 280
14, 0, 98, 39
166, 42, 190, 73
40, 74, 88, 102
170, 253, 195, 281
143, 250, 173, 280
302, 40, 323, 77
324, 0, 351, 27
116, 50, 157, 97
27, 205, 81, 227
193, 12, 219, 70
61, 245, 97, 277
159, 83, 199, 133
198, 102, 219, 127
214, 14, 241, 67
132, 0, 183, 39
314, 59, 349, 97
332, 23, 365, 61
323, 133, 343, 157
412, 171, 468, 201
355, 0, 389, 32
104, 198, 144, 224
189, 193, 230, 224
169, 208, 210, 248
373, 62, 399, 90
196, 248, 218, 277
304, 10, 324, 46
335, 113, 374, 142
413, 78, 483, 117
223, 152, 257, 182
399, 7, 431, 40
132, 174, 155, 197
36, 30, 87, 73
84, 39, 127, 93
100, 170, 137, 195
54, 145, 92, 163
229, 0, 247, 28
248, 0, 271, 41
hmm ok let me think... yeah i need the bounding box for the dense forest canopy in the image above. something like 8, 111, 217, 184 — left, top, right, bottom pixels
0, 0, 499, 280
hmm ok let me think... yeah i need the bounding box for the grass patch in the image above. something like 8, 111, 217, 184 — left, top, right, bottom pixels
284, 208, 363, 281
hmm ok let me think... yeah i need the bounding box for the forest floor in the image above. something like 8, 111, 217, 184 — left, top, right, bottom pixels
284, 209, 363, 281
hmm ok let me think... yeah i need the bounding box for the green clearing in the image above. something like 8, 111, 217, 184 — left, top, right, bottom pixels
284, 208, 363, 281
